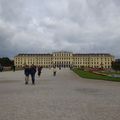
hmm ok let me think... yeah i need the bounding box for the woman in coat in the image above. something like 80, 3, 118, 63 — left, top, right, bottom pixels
24, 65, 30, 84
38, 66, 43, 77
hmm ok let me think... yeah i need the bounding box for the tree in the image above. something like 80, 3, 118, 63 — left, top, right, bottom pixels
112, 60, 120, 71
0, 57, 14, 67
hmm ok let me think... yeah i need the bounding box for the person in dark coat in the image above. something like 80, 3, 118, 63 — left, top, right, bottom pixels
38, 66, 42, 77
53, 66, 57, 76
30, 65, 36, 85
24, 65, 30, 84
0, 64, 3, 72
12, 65, 16, 72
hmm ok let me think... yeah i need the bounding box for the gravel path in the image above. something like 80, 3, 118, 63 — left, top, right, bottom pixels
0, 68, 120, 120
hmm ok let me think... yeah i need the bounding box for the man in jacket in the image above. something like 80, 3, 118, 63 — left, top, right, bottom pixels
30, 64, 36, 85
24, 65, 30, 84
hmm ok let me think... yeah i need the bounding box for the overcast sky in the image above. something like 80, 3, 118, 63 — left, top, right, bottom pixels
0, 0, 120, 58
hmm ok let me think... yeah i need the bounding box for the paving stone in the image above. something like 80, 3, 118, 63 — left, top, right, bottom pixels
0, 68, 120, 120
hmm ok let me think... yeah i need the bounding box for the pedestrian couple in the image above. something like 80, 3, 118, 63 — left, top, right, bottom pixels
24, 65, 42, 85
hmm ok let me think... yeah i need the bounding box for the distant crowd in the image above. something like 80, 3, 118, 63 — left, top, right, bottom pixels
24, 65, 43, 85
0, 64, 59, 85
24, 65, 57, 85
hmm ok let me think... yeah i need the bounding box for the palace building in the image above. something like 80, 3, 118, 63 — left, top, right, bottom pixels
14, 51, 114, 69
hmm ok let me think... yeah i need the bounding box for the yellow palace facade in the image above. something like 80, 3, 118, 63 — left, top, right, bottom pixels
14, 51, 114, 69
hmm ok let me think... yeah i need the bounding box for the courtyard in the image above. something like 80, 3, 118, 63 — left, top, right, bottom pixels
0, 68, 120, 120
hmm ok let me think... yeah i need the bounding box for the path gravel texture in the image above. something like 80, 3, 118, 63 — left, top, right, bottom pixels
0, 68, 120, 120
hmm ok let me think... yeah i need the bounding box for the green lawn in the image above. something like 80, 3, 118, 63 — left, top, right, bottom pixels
100, 71, 120, 75
73, 68, 120, 82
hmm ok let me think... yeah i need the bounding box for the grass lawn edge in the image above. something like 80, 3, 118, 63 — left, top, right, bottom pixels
72, 68, 120, 82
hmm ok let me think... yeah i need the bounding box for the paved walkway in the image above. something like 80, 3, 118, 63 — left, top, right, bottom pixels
0, 68, 120, 120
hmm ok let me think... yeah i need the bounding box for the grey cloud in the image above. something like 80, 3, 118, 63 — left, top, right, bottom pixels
0, 0, 25, 23
0, 0, 120, 58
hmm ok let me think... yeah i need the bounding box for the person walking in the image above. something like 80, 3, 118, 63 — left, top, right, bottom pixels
30, 64, 36, 85
12, 65, 16, 72
24, 65, 30, 85
53, 66, 57, 76
38, 66, 42, 77
0, 64, 3, 72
